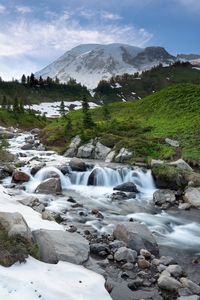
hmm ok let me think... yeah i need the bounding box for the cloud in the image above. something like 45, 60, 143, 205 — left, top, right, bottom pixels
0, 4, 6, 13
174, 0, 200, 12
101, 12, 122, 21
16, 6, 32, 14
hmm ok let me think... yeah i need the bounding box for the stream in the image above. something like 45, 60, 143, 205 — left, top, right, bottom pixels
5, 131, 200, 257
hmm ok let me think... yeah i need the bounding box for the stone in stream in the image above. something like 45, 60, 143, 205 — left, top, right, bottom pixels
113, 182, 139, 193
21, 143, 34, 150
69, 157, 87, 172
12, 169, 30, 183
113, 222, 159, 255
35, 178, 62, 194
180, 278, 200, 295
32, 229, 89, 264
114, 247, 137, 263
30, 163, 46, 175
158, 274, 182, 291
153, 189, 176, 207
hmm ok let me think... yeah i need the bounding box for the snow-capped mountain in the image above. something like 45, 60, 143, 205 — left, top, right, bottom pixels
35, 43, 176, 89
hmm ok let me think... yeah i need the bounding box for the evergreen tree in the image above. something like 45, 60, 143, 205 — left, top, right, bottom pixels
19, 100, 24, 112
59, 100, 65, 117
102, 103, 110, 121
21, 74, 26, 85
82, 95, 93, 128
13, 97, 20, 112
1, 95, 7, 110
30, 73, 36, 87
55, 76, 60, 84
39, 76, 43, 85
65, 114, 72, 134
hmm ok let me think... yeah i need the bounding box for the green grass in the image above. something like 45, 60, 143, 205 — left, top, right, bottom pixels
41, 83, 200, 163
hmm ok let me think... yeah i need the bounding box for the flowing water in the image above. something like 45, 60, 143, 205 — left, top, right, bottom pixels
6, 131, 200, 255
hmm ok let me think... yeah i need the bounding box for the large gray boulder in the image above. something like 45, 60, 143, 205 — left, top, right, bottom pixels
32, 229, 89, 264
94, 142, 111, 160
35, 178, 62, 194
184, 188, 200, 209
113, 182, 138, 193
165, 138, 179, 147
77, 140, 95, 158
105, 150, 116, 163
180, 278, 200, 295
153, 189, 176, 206
64, 135, 81, 157
115, 148, 132, 163
170, 159, 193, 171
113, 222, 158, 255
0, 212, 33, 241
12, 169, 30, 183
158, 274, 182, 291
69, 157, 87, 172
114, 246, 137, 263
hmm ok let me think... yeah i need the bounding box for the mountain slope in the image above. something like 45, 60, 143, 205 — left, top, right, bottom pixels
36, 43, 176, 89
42, 83, 200, 162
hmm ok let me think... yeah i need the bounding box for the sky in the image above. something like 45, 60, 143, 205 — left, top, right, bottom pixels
0, 0, 199, 80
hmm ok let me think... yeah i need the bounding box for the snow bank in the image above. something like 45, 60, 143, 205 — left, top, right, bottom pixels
0, 256, 111, 300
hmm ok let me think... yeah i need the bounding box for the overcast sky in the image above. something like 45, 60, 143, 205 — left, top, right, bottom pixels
0, 0, 199, 80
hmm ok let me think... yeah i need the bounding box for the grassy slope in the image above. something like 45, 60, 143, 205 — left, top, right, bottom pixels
42, 83, 200, 162
94, 63, 200, 102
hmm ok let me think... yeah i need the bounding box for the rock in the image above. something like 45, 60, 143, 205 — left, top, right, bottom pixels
41, 211, 55, 221
184, 188, 200, 209
114, 247, 137, 263
0, 212, 32, 241
140, 249, 152, 258
105, 151, 116, 163
158, 274, 182, 291
178, 296, 200, 300
31, 128, 40, 135
94, 142, 111, 160
30, 163, 46, 175
109, 240, 126, 252
151, 159, 164, 167
113, 182, 138, 193
180, 278, 200, 295
170, 159, 193, 171
115, 148, 132, 163
87, 168, 99, 185
21, 143, 34, 150
153, 189, 176, 206
111, 283, 135, 300
137, 258, 151, 269
160, 256, 177, 266
77, 140, 95, 159
18, 196, 40, 208
0, 130, 15, 139
35, 178, 62, 194
59, 165, 70, 175
12, 169, 30, 183
178, 203, 191, 210
69, 157, 87, 172
90, 243, 110, 256
64, 135, 81, 157
130, 289, 163, 300
165, 138, 179, 147
32, 229, 89, 264
166, 264, 183, 278
113, 222, 159, 255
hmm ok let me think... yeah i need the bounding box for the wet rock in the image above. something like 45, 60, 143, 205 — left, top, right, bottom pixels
114, 247, 137, 263
179, 203, 191, 210
59, 165, 70, 175
32, 229, 89, 264
113, 182, 138, 193
41, 211, 55, 221
69, 157, 87, 172
158, 274, 182, 291
30, 163, 46, 175
18, 196, 40, 208
160, 256, 177, 266
21, 143, 34, 150
115, 148, 132, 163
12, 169, 30, 183
180, 278, 200, 295
178, 296, 200, 300
113, 222, 158, 255
131, 288, 164, 300
90, 243, 110, 256
140, 249, 152, 258
109, 240, 126, 252
137, 258, 151, 269
0, 130, 15, 139
31, 128, 40, 135
166, 264, 183, 278
35, 178, 62, 194
0, 212, 32, 241
87, 168, 99, 185
94, 142, 111, 160
111, 283, 134, 300
105, 151, 116, 163
184, 188, 200, 209
153, 189, 176, 207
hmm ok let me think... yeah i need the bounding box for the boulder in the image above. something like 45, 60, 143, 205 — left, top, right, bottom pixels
166, 264, 183, 278
113, 182, 138, 193
153, 189, 176, 206
94, 142, 111, 160
170, 159, 193, 171
0, 212, 32, 241
115, 148, 132, 163
114, 247, 137, 263
21, 143, 34, 150
64, 135, 81, 157
18, 196, 40, 208
69, 157, 87, 172
178, 296, 200, 300
87, 168, 99, 186
35, 178, 62, 194
77, 140, 95, 159
31, 128, 40, 135
180, 278, 200, 295
12, 169, 30, 183
32, 229, 89, 264
0, 130, 15, 139
105, 151, 116, 163
165, 138, 179, 147
113, 222, 159, 255
184, 188, 200, 209
30, 163, 46, 175
151, 159, 164, 167
158, 274, 182, 291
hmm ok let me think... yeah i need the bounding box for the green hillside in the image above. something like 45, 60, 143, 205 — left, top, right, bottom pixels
41, 83, 200, 163
94, 62, 200, 103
